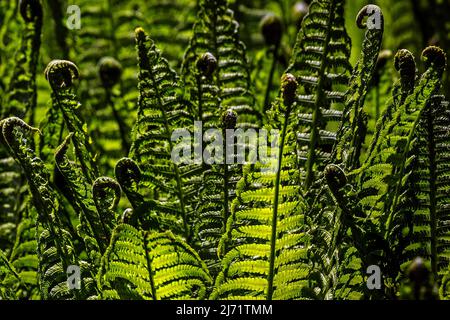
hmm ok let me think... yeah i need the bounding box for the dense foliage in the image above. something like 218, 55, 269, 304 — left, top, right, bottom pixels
1, 0, 450, 300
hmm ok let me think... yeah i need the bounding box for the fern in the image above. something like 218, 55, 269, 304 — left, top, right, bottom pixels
193, 109, 243, 276
54, 133, 111, 258
98, 223, 212, 300
287, 0, 352, 189
396, 95, 450, 280
334, 5, 384, 170
44, 59, 99, 181
182, 0, 261, 126
7, 203, 40, 299
129, 27, 199, 241
1, 117, 97, 299
212, 74, 311, 300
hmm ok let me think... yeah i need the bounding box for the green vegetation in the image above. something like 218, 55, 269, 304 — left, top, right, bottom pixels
1, 0, 450, 300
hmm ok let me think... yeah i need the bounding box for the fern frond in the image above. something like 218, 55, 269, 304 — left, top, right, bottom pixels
193, 110, 243, 276
334, 5, 384, 170
287, 0, 352, 189
395, 95, 450, 280
130, 27, 199, 240
45, 60, 99, 181
8, 203, 40, 299
358, 47, 446, 228
0, 248, 21, 300
1, 0, 42, 121
54, 134, 112, 257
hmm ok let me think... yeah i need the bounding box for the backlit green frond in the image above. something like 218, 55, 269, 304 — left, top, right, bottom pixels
130, 27, 200, 240
212, 75, 310, 300
98, 223, 212, 300
8, 204, 40, 299
182, 0, 261, 127
44, 59, 99, 181
0, 248, 21, 299
396, 95, 450, 280
193, 110, 243, 276
54, 134, 111, 257
1, 0, 42, 121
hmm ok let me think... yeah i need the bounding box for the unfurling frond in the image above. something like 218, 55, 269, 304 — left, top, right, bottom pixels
98, 223, 212, 300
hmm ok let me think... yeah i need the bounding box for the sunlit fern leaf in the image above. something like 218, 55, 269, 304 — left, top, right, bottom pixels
334, 5, 384, 170
363, 50, 395, 149
287, 0, 352, 190
8, 203, 40, 299
394, 95, 450, 281
130, 27, 201, 241
301, 169, 368, 300
212, 75, 311, 300
358, 47, 446, 232
193, 110, 244, 276
37, 98, 65, 169
54, 133, 113, 258
182, 0, 261, 127
364, 49, 416, 163
114, 157, 183, 235
303, 176, 343, 299
98, 223, 212, 300
144, 0, 196, 66
0, 0, 43, 254
1, 0, 42, 122
376, 0, 422, 58
44, 59, 99, 181
1, 117, 97, 299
